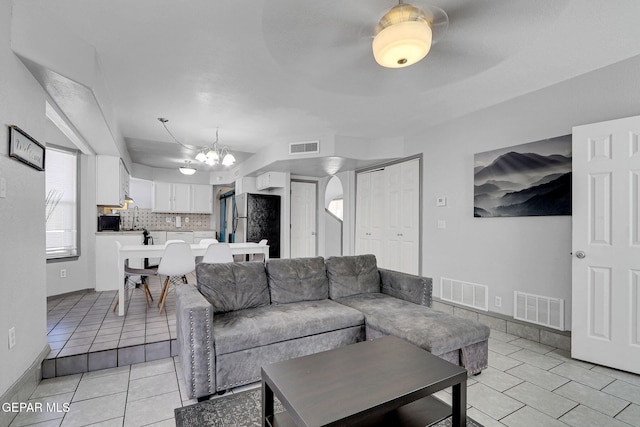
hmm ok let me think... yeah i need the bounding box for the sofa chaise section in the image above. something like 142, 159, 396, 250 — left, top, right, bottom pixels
326, 255, 490, 375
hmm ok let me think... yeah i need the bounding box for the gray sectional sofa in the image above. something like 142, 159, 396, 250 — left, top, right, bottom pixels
175, 254, 490, 400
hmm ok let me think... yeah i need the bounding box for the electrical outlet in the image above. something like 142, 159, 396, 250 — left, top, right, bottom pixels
495, 296, 502, 308
185, 217, 189, 223
8, 327, 16, 349
437, 220, 446, 229
60, 269, 67, 278
166, 217, 171, 223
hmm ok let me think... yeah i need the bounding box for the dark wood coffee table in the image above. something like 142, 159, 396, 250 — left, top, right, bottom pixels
261, 335, 467, 427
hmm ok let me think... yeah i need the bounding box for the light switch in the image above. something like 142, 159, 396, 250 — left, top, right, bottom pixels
436, 197, 447, 207
437, 220, 446, 229
0, 177, 6, 198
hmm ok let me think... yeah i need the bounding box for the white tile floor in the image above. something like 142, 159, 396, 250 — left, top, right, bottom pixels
11, 331, 640, 427
10, 329, 640, 427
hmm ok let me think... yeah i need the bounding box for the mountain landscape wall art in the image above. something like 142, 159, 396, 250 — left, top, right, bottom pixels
474, 135, 572, 217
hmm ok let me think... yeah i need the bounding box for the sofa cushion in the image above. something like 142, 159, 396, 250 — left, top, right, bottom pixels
326, 255, 381, 299
212, 299, 364, 355
196, 262, 270, 314
266, 257, 328, 304
336, 293, 490, 356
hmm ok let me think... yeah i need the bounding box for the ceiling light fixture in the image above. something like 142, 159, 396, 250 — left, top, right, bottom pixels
158, 118, 236, 170
372, 0, 433, 69
179, 160, 197, 175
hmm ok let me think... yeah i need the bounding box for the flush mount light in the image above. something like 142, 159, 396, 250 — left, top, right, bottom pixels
179, 160, 197, 175
372, 1, 433, 68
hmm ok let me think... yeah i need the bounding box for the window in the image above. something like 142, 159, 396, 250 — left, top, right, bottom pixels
46, 146, 78, 259
327, 198, 343, 221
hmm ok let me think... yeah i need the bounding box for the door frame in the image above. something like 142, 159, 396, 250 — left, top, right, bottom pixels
290, 179, 318, 257
354, 154, 423, 275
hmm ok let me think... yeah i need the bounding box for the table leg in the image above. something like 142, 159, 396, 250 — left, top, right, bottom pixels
262, 380, 274, 427
452, 379, 467, 426
117, 253, 126, 316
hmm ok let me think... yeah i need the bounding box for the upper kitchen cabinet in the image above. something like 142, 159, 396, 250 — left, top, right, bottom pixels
96, 155, 129, 206
152, 182, 212, 213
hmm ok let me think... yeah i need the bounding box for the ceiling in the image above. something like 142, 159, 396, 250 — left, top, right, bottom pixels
13, 0, 640, 176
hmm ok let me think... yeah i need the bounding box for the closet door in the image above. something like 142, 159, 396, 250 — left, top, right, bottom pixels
385, 159, 420, 274
355, 170, 385, 263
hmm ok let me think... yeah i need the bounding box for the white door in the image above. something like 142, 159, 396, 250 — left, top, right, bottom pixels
356, 172, 372, 254
355, 170, 385, 262
572, 115, 640, 374
385, 159, 420, 274
291, 181, 316, 258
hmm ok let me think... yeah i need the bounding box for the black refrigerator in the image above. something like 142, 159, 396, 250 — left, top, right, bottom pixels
232, 193, 281, 258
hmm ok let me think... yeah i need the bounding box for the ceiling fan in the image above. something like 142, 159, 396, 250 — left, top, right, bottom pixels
371, 0, 449, 68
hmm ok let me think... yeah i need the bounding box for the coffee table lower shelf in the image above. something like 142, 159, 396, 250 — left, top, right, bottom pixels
265, 395, 452, 427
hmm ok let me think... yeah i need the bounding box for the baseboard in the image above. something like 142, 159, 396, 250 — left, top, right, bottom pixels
432, 297, 571, 352
0, 344, 50, 427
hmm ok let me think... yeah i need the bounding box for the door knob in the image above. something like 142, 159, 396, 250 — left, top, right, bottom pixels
575, 251, 586, 259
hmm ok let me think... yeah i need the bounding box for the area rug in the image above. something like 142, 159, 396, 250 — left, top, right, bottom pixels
175, 388, 483, 427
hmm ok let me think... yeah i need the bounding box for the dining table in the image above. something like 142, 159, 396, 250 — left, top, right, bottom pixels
115, 242, 269, 315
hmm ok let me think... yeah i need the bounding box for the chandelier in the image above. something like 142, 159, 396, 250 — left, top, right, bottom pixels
158, 118, 236, 174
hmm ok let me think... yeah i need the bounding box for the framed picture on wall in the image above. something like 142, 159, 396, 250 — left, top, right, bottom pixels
9, 125, 45, 171
474, 135, 572, 217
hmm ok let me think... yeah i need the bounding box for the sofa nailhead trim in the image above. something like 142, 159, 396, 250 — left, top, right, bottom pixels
205, 306, 213, 393
189, 310, 196, 396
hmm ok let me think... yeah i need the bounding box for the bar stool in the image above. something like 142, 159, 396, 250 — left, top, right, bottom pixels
157, 242, 195, 314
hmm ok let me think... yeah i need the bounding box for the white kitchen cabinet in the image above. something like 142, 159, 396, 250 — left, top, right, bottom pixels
256, 172, 286, 190
153, 182, 191, 212
152, 182, 212, 213
191, 184, 213, 213
166, 231, 194, 243
193, 230, 216, 243
96, 155, 129, 206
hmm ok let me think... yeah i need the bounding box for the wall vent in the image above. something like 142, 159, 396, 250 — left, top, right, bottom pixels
440, 278, 489, 311
289, 141, 319, 155
514, 291, 564, 330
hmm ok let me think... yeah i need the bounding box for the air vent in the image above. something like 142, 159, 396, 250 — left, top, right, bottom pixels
289, 141, 319, 155
440, 278, 488, 311
514, 291, 564, 330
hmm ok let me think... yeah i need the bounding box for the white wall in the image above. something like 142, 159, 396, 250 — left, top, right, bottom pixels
0, 1, 48, 395
407, 53, 640, 331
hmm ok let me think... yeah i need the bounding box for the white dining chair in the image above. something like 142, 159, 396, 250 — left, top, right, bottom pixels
251, 239, 269, 262
202, 243, 234, 263
195, 238, 219, 263
165, 239, 185, 245
112, 241, 158, 312
157, 241, 195, 314
199, 238, 219, 246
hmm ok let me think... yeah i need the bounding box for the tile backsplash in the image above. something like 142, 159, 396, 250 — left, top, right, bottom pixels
115, 208, 213, 231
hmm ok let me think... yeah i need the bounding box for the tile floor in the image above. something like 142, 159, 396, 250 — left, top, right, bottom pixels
44, 274, 185, 378
16, 283, 640, 426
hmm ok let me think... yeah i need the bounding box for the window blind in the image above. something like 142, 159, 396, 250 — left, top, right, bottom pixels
46, 147, 78, 258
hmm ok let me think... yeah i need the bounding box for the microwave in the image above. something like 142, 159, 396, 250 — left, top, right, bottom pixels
98, 215, 120, 232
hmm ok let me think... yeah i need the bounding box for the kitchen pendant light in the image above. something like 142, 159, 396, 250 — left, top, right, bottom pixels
372, 1, 432, 68
179, 160, 197, 175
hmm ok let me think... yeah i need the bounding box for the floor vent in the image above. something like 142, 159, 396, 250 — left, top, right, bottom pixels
440, 278, 489, 311
289, 141, 319, 155
514, 291, 564, 330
